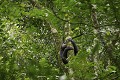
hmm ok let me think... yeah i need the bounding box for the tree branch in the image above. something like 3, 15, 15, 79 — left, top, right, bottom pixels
48, 0, 89, 25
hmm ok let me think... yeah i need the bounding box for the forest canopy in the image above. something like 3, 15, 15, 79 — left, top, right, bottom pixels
0, 0, 120, 80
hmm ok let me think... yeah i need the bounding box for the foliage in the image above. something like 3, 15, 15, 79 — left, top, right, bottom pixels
0, 0, 120, 80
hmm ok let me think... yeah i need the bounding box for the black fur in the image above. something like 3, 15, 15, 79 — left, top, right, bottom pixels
60, 38, 78, 64
62, 46, 73, 58
60, 43, 67, 58
62, 57, 68, 64
60, 44, 73, 64
68, 38, 78, 56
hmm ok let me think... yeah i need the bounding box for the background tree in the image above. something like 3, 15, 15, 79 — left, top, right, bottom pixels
0, 0, 119, 80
